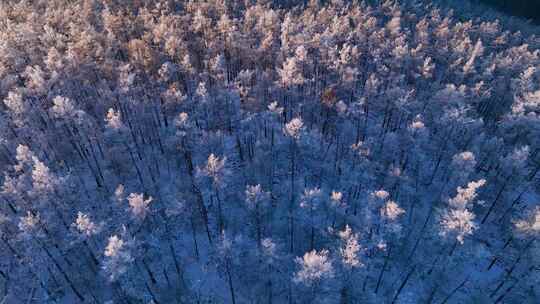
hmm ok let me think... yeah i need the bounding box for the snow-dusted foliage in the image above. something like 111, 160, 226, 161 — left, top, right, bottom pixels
283, 117, 305, 139
338, 225, 362, 269
127, 193, 153, 219
294, 249, 334, 285
102, 234, 134, 282
73, 212, 101, 237
0, 0, 538, 303
440, 179, 486, 244
515, 207, 540, 236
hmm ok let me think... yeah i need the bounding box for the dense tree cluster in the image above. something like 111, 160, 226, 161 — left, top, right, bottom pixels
0, 0, 539, 303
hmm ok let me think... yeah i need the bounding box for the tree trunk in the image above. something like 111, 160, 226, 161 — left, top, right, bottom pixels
375, 246, 391, 294
226, 261, 237, 304
391, 265, 416, 304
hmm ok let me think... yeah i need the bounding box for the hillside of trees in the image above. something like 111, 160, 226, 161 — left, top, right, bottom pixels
0, 0, 539, 303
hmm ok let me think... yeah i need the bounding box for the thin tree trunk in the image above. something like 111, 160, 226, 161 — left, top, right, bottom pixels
289, 140, 296, 253
481, 180, 508, 224
37, 239, 85, 302
225, 261, 236, 304
440, 276, 469, 304
375, 246, 391, 294
391, 265, 416, 304
190, 215, 200, 259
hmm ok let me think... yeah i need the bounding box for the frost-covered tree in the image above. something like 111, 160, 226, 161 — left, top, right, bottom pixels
294, 249, 334, 286
245, 184, 269, 247
102, 234, 134, 282
197, 153, 229, 233
338, 225, 362, 269
0, 0, 537, 302
440, 179, 486, 250
300, 187, 323, 250
127, 193, 153, 220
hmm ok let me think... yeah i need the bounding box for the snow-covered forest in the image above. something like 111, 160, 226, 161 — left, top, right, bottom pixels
0, 0, 539, 303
